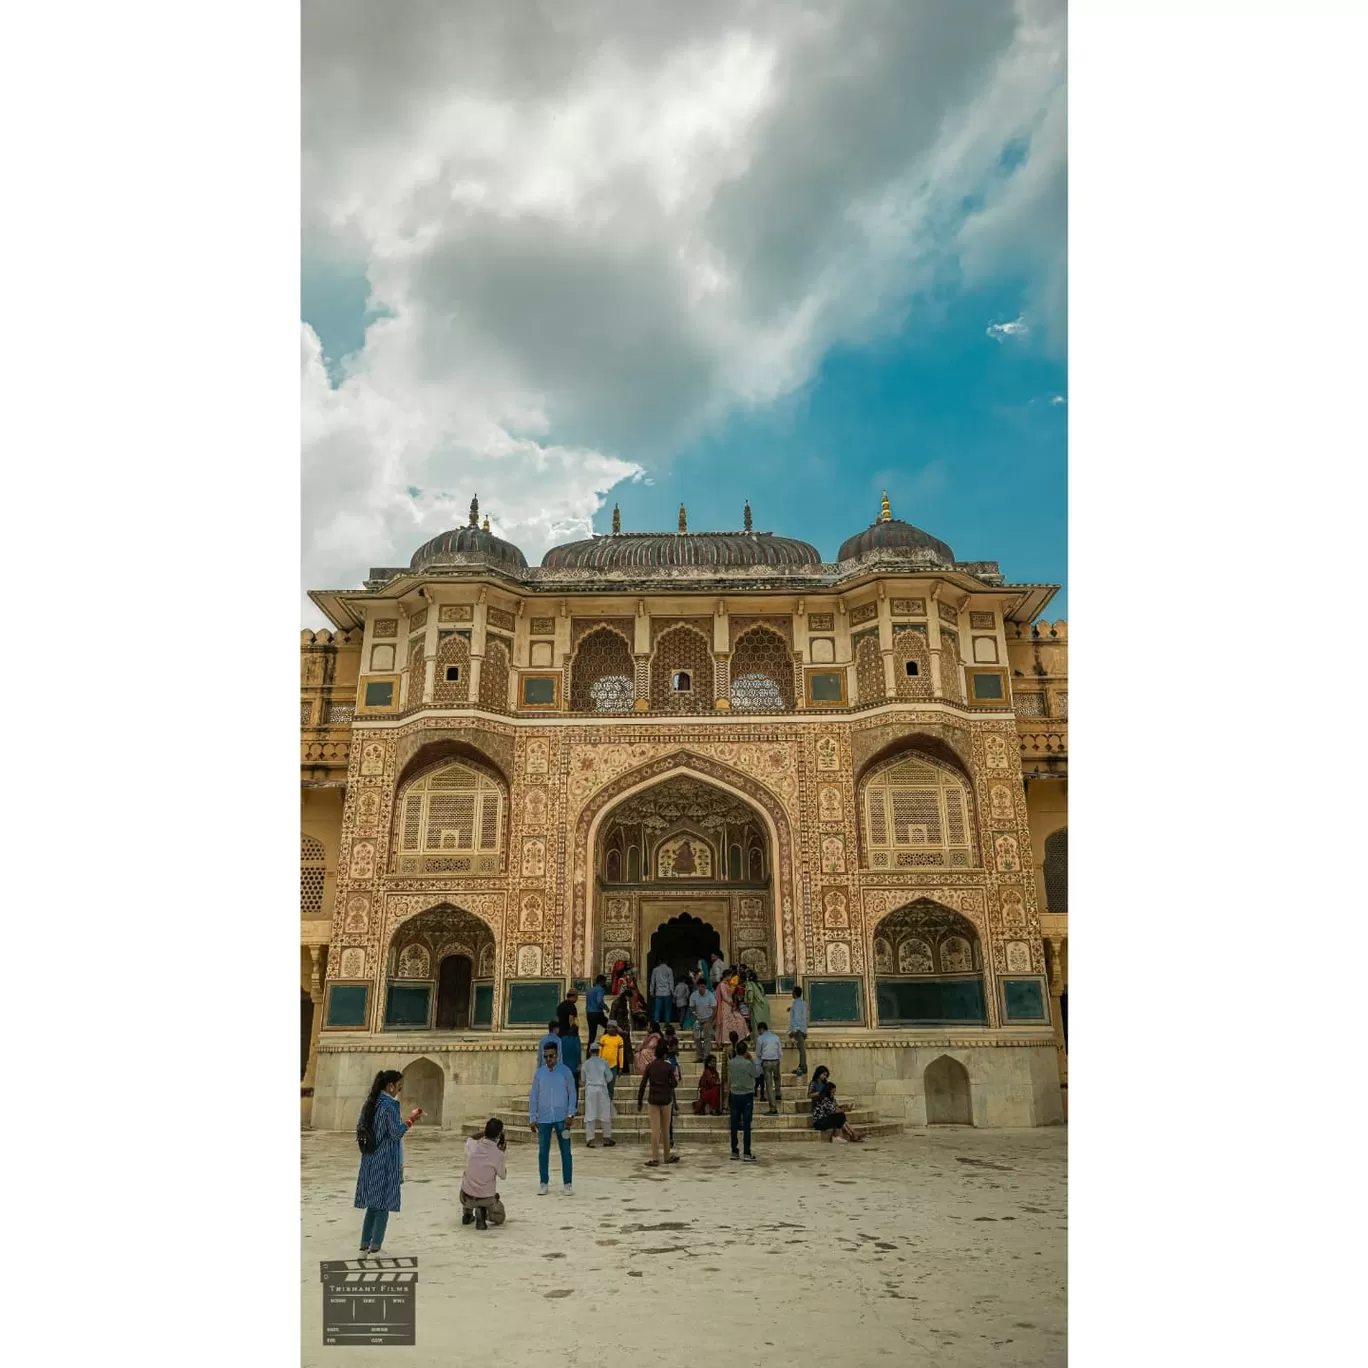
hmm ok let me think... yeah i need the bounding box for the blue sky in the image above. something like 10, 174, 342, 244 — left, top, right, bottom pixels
301, 1, 1067, 622
304, 265, 1066, 611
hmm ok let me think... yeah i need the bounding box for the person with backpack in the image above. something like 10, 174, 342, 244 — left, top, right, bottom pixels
354, 1070, 422, 1254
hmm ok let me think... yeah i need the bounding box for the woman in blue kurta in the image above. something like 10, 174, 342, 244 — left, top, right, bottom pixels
355, 1070, 422, 1254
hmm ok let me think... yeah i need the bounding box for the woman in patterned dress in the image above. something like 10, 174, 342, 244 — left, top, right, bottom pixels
354, 1070, 422, 1254
714, 971, 747, 1044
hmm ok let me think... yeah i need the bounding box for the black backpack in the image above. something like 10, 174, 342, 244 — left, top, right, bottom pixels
356, 1108, 378, 1155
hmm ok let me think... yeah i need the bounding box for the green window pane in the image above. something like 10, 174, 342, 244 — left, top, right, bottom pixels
972, 673, 1004, 700
326, 983, 369, 1028
809, 672, 843, 701
522, 677, 556, 705
364, 680, 395, 707
1003, 978, 1047, 1022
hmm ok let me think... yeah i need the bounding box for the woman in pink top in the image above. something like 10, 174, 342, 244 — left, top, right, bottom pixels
460, 1119, 507, 1230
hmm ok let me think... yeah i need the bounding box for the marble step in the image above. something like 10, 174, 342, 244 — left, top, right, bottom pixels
461, 1107, 884, 1135
459, 1118, 903, 1145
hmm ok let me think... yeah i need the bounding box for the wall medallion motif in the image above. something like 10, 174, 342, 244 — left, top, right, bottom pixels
656, 834, 712, 878
521, 838, 546, 878
822, 890, 850, 929
818, 786, 843, 822
993, 834, 1022, 873
989, 784, 1015, 823
516, 944, 543, 976
339, 947, 366, 979
825, 942, 852, 974
343, 895, 370, 935
348, 841, 376, 880
816, 736, 840, 771
526, 739, 549, 774
1006, 941, 1033, 973
360, 741, 385, 776
820, 836, 846, 874
519, 894, 544, 932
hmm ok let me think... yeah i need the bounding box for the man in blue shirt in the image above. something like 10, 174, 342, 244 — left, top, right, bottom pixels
755, 1021, 784, 1115
528, 1041, 577, 1195
585, 974, 609, 1047
649, 960, 675, 1025
788, 985, 809, 1078
688, 979, 716, 1062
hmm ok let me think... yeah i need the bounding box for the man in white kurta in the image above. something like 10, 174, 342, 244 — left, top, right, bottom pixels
582, 1043, 616, 1147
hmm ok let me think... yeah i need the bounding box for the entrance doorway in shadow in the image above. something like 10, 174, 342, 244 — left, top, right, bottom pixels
647, 913, 722, 983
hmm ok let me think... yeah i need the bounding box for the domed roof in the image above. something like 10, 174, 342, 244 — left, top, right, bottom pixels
542, 502, 820, 571
838, 493, 955, 565
410, 497, 528, 572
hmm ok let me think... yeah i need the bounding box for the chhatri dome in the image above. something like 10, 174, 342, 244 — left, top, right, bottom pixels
541, 501, 821, 570
837, 491, 956, 566
409, 496, 529, 572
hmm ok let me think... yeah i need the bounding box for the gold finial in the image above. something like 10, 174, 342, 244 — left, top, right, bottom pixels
879, 490, 892, 522
482, 515, 490, 532
743, 500, 753, 532
468, 494, 480, 527
678, 503, 687, 533
611, 502, 621, 534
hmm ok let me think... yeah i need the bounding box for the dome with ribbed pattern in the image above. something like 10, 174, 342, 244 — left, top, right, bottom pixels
542, 531, 820, 571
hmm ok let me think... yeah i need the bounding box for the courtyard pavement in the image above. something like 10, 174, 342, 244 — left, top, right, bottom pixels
302, 1125, 1066, 1366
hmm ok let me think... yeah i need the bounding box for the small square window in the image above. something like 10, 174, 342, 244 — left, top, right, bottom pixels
364, 680, 395, 708
808, 671, 844, 702
970, 672, 1005, 701
522, 676, 557, 705
905, 660, 920, 677
445, 665, 461, 683
672, 671, 692, 692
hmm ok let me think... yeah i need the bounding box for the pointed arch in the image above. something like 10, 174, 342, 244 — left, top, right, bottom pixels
569, 625, 635, 713
572, 751, 796, 978
650, 625, 713, 714
730, 625, 795, 711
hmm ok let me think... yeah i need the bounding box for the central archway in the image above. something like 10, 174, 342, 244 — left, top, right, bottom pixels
575, 755, 794, 980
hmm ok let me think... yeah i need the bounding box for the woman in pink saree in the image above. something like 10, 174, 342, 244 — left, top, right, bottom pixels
714, 971, 747, 1043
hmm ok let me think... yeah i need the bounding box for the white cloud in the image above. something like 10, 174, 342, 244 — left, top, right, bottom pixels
987, 315, 1031, 341
302, 0, 1066, 613
1050, 394, 1066, 405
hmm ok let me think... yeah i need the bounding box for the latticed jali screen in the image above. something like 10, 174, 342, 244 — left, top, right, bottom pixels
650, 626, 713, 714
730, 628, 795, 711
570, 627, 636, 712
863, 760, 974, 868
300, 835, 326, 913
395, 763, 504, 875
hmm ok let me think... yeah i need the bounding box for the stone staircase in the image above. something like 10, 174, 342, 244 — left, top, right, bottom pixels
458, 1047, 904, 1145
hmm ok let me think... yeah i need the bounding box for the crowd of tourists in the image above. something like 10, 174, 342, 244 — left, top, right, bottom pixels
350, 959, 863, 1250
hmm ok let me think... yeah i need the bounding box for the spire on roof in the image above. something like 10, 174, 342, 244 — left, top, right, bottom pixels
879, 490, 892, 523
482, 515, 490, 532
611, 503, 621, 534
743, 500, 753, 532
678, 503, 687, 533
468, 495, 480, 527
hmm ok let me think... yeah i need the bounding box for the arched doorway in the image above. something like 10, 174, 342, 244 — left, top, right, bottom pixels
647, 913, 722, 981
386, 904, 497, 1032
872, 899, 987, 1026
590, 772, 776, 981
435, 954, 474, 1030
924, 1055, 973, 1125
400, 1057, 444, 1128
300, 992, 313, 1081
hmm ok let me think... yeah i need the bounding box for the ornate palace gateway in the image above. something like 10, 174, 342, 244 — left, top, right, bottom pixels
300, 495, 1069, 1130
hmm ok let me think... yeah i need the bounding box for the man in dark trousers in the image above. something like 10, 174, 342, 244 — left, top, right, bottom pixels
636, 1039, 680, 1168
585, 975, 609, 1047
726, 1039, 763, 1163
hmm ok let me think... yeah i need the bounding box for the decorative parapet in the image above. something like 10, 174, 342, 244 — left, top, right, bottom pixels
302, 737, 350, 768
1017, 724, 1067, 759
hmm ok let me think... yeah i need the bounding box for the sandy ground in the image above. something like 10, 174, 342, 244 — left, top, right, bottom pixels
302, 1126, 1066, 1367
